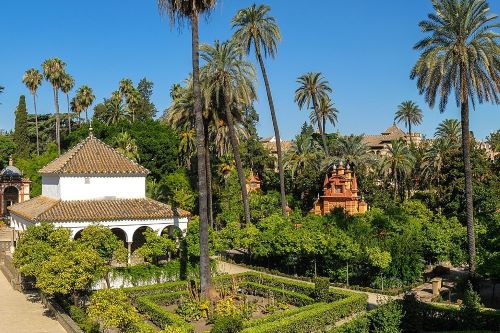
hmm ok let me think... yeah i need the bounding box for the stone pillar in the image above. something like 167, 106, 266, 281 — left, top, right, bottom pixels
431, 277, 442, 296
127, 242, 133, 265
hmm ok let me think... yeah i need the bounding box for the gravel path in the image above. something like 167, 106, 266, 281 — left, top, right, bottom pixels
0, 270, 65, 333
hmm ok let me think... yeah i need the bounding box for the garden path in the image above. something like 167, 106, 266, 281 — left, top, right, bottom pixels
215, 259, 398, 309
0, 270, 65, 333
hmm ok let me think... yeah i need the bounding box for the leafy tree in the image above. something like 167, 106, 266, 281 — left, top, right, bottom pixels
0, 134, 16, 167
77, 225, 127, 287
136, 228, 176, 265
156, 169, 196, 212
394, 101, 423, 145
200, 40, 256, 225
42, 57, 66, 155
295, 72, 332, 155
370, 299, 403, 333
137, 77, 157, 120
88, 289, 141, 333
486, 129, 500, 152
411, 0, 500, 275
112, 132, 139, 162
232, 4, 288, 217
368, 247, 392, 290
13, 95, 30, 158
36, 242, 105, 305
13, 222, 71, 278
16, 144, 58, 195
22, 68, 43, 155
184, 217, 218, 261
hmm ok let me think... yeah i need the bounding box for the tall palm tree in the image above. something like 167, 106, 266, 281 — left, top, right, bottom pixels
284, 134, 323, 180
382, 139, 415, 199
104, 91, 126, 125
70, 96, 83, 124
295, 72, 332, 155
411, 0, 500, 275
333, 135, 373, 172
119, 78, 140, 122
76, 85, 95, 123
395, 100, 423, 145
42, 58, 66, 155
22, 68, 43, 156
157, 0, 217, 297
422, 138, 452, 188
310, 95, 339, 135
435, 119, 461, 146
231, 4, 288, 217
60, 73, 75, 133
200, 40, 256, 226
179, 123, 196, 170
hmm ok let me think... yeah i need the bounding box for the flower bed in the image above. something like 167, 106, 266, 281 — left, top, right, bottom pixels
125, 272, 368, 333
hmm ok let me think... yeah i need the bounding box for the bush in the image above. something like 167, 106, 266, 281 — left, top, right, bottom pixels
313, 277, 330, 302
369, 300, 403, 333
239, 281, 315, 307
460, 281, 482, 329
135, 295, 193, 333
68, 305, 100, 333
211, 315, 244, 333
328, 315, 369, 333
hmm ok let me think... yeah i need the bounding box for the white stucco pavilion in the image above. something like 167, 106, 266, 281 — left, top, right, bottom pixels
8, 132, 190, 262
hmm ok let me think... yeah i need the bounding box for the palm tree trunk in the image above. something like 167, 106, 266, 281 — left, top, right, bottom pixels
32, 93, 40, 156
191, 9, 211, 296
85, 109, 89, 123
408, 122, 413, 146
255, 48, 287, 217
311, 94, 329, 156
223, 92, 251, 225
67, 93, 71, 133
204, 121, 214, 229
53, 87, 61, 155
322, 115, 326, 136
461, 99, 476, 276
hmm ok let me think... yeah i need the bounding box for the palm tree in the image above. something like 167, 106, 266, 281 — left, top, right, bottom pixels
310, 95, 339, 135
200, 40, 256, 226
179, 123, 196, 170
70, 96, 83, 124
395, 101, 423, 145
295, 72, 332, 155
231, 4, 288, 217
42, 58, 66, 155
119, 78, 140, 121
411, 0, 500, 275
382, 139, 415, 199
157, 0, 217, 297
333, 135, 373, 171
285, 134, 323, 180
60, 73, 75, 133
113, 132, 139, 162
104, 91, 126, 125
435, 119, 461, 146
76, 85, 95, 123
422, 138, 452, 188
22, 68, 43, 156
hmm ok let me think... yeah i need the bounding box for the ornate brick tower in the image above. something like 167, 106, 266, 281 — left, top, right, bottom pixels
311, 161, 367, 216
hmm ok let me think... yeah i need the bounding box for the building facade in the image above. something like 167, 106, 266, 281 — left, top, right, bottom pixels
311, 162, 367, 216
0, 157, 30, 217
8, 133, 189, 262
362, 123, 422, 155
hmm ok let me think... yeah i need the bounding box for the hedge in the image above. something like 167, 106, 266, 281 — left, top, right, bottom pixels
238, 281, 315, 307
124, 280, 188, 299
328, 314, 369, 333
135, 294, 193, 333
240, 293, 367, 333
146, 291, 189, 306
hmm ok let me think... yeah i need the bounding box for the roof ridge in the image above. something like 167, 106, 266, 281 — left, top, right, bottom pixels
94, 136, 149, 173
39, 135, 92, 174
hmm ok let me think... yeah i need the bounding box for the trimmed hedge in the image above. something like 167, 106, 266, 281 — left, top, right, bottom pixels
328, 314, 369, 333
135, 294, 193, 333
239, 281, 315, 306
124, 280, 188, 299
146, 291, 189, 306
240, 293, 367, 333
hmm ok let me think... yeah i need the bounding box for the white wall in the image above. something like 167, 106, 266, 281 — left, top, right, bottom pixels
42, 175, 60, 199
58, 175, 146, 200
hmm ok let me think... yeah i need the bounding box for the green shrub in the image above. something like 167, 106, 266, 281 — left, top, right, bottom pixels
239, 281, 315, 306
211, 315, 244, 333
135, 295, 193, 333
460, 282, 482, 329
68, 305, 100, 333
328, 314, 369, 333
369, 300, 403, 333
313, 276, 330, 302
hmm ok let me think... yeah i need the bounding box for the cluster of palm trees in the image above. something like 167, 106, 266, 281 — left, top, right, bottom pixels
155, 0, 499, 294
22, 58, 95, 156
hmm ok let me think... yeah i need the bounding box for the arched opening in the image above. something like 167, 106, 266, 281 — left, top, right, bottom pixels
111, 228, 127, 248
130, 226, 153, 264
3, 186, 19, 215
73, 229, 83, 240
161, 225, 182, 239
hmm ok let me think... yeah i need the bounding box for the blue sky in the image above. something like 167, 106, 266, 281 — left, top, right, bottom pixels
0, 0, 499, 140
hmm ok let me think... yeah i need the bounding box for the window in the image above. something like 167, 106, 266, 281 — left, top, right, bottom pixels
335, 185, 343, 193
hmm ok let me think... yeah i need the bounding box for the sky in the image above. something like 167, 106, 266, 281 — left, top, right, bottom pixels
0, 0, 499, 140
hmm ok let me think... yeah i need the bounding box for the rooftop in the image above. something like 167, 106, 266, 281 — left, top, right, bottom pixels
8, 196, 189, 222
39, 134, 149, 175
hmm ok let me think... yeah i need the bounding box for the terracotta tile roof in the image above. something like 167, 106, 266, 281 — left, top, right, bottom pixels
39, 135, 149, 175
8, 196, 189, 222
362, 124, 408, 148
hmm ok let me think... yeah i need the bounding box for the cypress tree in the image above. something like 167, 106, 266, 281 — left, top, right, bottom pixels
13, 95, 30, 158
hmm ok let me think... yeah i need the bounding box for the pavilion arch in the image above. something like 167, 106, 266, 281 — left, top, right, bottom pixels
111, 227, 128, 248
161, 225, 182, 239
131, 226, 154, 253
73, 229, 84, 240
3, 186, 19, 215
